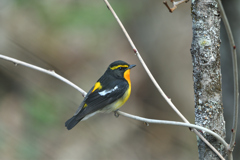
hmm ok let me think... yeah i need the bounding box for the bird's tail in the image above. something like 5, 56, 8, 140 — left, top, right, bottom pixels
65, 116, 83, 130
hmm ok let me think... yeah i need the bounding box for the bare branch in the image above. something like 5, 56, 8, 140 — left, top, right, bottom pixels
117, 110, 228, 150
191, 0, 227, 158
216, 0, 239, 154
163, 0, 189, 13
0, 54, 87, 97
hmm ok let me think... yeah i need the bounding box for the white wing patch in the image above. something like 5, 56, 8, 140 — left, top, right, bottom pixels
99, 86, 118, 96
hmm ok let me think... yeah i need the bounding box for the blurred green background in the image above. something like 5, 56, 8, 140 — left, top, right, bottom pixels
0, 0, 239, 159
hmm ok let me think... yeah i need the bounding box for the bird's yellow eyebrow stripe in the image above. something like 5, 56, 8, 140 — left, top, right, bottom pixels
110, 65, 128, 70
91, 82, 102, 93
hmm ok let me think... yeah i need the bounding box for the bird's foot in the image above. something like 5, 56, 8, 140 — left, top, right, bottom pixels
114, 109, 120, 118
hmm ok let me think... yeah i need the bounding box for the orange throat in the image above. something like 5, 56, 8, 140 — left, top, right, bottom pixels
124, 69, 131, 86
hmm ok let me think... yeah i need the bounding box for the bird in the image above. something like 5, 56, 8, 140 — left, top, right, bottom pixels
65, 60, 136, 130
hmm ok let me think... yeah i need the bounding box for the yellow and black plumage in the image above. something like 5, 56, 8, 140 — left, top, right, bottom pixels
65, 60, 136, 130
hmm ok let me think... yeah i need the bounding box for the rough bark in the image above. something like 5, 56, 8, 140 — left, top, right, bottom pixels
191, 0, 227, 159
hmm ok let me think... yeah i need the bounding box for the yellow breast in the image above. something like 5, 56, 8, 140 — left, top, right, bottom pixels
101, 69, 132, 112
102, 86, 131, 112
113, 69, 132, 110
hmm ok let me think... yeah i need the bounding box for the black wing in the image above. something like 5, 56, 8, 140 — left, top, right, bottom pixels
65, 79, 128, 130
75, 79, 128, 120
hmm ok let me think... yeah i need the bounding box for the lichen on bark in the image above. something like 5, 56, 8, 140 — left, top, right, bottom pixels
191, 0, 226, 159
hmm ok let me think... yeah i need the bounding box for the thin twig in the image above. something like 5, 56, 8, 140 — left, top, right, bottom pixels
103, 0, 225, 159
217, 0, 239, 158
0, 54, 87, 97
117, 110, 228, 149
163, 0, 189, 13
217, 0, 239, 149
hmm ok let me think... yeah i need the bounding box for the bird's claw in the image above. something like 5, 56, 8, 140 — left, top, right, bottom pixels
114, 110, 120, 118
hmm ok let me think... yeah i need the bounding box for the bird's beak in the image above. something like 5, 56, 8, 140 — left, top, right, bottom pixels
128, 64, 136, 69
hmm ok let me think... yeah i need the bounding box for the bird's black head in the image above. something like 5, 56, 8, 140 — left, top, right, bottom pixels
106, 60, 136, 78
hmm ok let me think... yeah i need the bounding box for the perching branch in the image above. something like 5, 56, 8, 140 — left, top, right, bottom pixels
0, 54, 87, 97
217, 0, 239, 155
163, 0, 189, 13
117, 111, 228, 149
0, 54, 228, 152
103, 0, 225, 159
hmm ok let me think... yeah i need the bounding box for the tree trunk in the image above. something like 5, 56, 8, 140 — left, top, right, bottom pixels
191, 0, 227, 159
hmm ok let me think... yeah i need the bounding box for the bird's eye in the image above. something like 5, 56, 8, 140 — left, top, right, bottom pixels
118, 67, 123, 70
